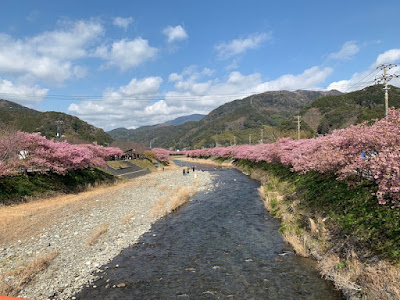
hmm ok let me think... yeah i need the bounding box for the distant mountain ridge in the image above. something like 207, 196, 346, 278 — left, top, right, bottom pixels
164, 114, 205, 125
0, 99, 113, 145
108, 89, 340, 149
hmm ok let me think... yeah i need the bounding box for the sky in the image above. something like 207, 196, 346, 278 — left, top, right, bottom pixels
0, 0, 400, 131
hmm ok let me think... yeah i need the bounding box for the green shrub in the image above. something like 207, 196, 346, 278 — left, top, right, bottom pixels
0, 169, 116, 205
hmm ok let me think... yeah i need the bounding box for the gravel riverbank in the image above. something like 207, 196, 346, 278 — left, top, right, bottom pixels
0, 168, 214, 300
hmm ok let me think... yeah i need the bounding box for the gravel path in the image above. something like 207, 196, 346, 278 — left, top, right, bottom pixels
0, 169, 214, 300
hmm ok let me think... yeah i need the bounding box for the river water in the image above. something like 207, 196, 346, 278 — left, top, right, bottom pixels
75, 161, 342, 299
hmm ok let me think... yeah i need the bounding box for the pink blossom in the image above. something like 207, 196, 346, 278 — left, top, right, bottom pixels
0, 132, 123, 175
182, 108, 400, 206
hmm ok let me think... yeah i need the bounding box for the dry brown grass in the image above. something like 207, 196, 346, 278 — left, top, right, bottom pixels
318, 250, 400, 299
361, 261, 400, 299
283, 234, 311, 257
0, 251, 59, 296
250, 169, 268, 182
158, 185, 169, 191
169, 188, 193, 212
261, 185, 313, 258
86, 224, 109, 246
253, 166, 400, 299
120, 211, 138, 224
164, 161, 180, 170
319, 251, 362, 297
150, 187, 195, 218
174, 157, 233, 168
150, 194, 171, 218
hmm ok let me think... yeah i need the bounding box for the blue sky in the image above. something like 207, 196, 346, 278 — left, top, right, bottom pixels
0, 0, 399, 130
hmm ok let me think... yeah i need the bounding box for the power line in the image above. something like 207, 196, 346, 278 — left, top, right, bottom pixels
327, 68, 381, 92
0, 70, 393, 103
375, 64, 400, 116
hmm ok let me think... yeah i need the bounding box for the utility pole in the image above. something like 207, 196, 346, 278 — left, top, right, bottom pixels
375, 64, 400, 117
55, 120, 63, 138
294, 116, 301, 140
233, 136, 236, 146
249, 134, 252, 145
260, 128, 264, 144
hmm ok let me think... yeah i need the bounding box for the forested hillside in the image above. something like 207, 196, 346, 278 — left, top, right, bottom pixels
0, 99, 113, 145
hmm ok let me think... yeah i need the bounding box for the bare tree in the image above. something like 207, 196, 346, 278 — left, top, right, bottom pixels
0, 126, 21, 175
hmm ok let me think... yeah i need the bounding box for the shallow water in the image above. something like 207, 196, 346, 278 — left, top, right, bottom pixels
75, 161, 342, 299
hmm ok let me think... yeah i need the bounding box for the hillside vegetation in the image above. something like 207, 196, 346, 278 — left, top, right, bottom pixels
299, 85, 400, 134
0, 168, 116, 205
237, 160, 400, 299
109, 85, 400, 149
0, 99, 113, 145
108, 89, 338, 149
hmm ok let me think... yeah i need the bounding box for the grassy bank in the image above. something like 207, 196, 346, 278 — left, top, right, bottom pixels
130, 159, 157, 171
235, 159, 400, 299
0, 168, 117, 206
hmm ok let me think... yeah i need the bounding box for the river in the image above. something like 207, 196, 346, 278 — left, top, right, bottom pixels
75, 161, 342, 299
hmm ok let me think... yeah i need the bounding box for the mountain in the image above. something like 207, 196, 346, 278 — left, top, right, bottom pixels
109, 114, 205, 140
108, 89, 339, 149
0, 99, 113, 145
295, 85, 400, 134
164, 114, 205, 125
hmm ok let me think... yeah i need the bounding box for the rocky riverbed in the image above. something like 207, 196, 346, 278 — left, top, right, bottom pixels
0, 168, 214, 300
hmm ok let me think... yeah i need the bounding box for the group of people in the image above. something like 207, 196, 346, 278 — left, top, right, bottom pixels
183, 166, 196, 175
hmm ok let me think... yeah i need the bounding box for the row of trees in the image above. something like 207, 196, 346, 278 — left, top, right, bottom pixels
183, 108, 400, 206
152, 148, 171, 162
0, 131, 123, 177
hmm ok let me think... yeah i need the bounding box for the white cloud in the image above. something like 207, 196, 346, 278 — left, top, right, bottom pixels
375, 49, 400, 65
327, 48, 400, 92
226, 58, 240, 70
163, 66, 332, 123
68, 63, 335, 130
328, 41, 359, 60
73, 65, 88, 79
168, 73, 183, 82
68, 76, 164, 129
32, 20, 103, 60
326, 80, 351, 92
0, 20, 103, 83
215, 32, 271, 59
0, 79, 48, 107
95, 38, 158, 70
255, 66, 333, 92
113, 17, 133, 31
162, 25, 188, 43
106, 76, 163, 98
